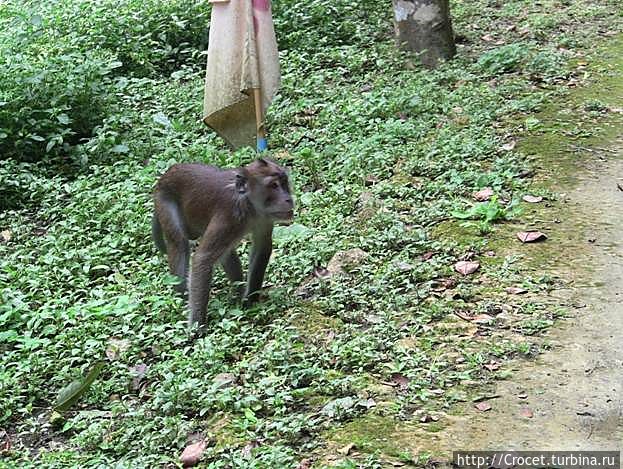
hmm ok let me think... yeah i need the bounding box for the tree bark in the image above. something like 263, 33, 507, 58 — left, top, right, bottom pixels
392, 0, 456, 69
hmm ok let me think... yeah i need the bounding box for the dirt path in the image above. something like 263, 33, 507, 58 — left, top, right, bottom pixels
440, 142, 623, 453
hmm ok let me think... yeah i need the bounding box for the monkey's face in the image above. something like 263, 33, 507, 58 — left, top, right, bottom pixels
243, 159, 295, 221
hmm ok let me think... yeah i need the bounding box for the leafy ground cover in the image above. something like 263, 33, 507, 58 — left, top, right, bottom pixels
1, 0, 622, 466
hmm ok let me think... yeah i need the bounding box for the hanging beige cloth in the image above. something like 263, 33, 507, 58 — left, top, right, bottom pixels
203, 0, 280, 150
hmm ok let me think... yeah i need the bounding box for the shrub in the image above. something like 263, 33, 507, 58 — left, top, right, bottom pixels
0, 50, 118, 163
45, 0, 211, 77
0, 160, 54, 210
477, 44, 529, 75
272, 0, 390, 52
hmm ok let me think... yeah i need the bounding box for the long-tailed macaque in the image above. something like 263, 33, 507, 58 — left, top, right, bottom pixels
152, 158, 294, 329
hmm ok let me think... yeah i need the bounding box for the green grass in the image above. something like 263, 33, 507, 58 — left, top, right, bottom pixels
1, 0, 622, 466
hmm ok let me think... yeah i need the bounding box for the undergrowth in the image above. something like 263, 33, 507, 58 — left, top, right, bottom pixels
1, 0, 621, 466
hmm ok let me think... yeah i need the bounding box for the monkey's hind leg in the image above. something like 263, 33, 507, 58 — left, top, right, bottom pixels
151, 214, 167, 254
155, 196, 190, 294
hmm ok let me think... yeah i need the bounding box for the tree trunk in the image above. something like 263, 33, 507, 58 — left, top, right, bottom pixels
392, 0, 456, 69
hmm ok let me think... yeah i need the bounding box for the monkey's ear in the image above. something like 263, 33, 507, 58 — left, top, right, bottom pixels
257, 157, 269, 166
235, 170, 248, 194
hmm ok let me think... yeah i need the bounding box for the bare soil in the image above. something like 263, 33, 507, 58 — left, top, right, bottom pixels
438, 141, 623, 454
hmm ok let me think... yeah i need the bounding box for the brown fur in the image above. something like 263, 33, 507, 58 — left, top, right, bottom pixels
152, 158, 294, 329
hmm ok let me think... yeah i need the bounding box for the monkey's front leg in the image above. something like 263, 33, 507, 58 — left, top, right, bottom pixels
244, 222, 274, 306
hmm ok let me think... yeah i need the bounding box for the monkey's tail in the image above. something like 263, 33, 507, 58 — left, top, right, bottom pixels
151, 214, 167, 254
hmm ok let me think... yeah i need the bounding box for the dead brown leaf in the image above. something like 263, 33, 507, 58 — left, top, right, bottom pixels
338, 443, 355, 455
431, 277, 456, 292
0, 230, 11, 243
0, 429, 10, 453
419, 413, 440, 423
242, 441, 259, 457
391, 373, 410, 390
180, 440, 206, 467
454, 260, 480, 275
454, 311, 472, 321
484, 361, 500, 371
421, 251, 435, 261
297, 459, 313, 469
313, 266, 330, 278
506, 287, 528, 295
522, 195, 543, 203
519, 407, 534, 418
473, 187, 494, 201
517, 231, 547, 243
474, 402, 492, 412
502, 141, 517, 152
472, 314, 494, 324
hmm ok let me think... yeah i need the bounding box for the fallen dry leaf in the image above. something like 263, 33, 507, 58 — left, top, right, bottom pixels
519, 407, 534, 418
506, 287, 528, 295
454, 311, 472, 321
391, 373, 410, 390
431, 277, 456, 292
472, 314, 494, 324
522, 195, 543, 203
517, 231, 547, 243
0, 230, 11, 243
517, 392, 528, 399
501, 141, 517, 151
484, 361, 500, 371
242, 441, 259, 457
475, 402, 492, 412
338, 443, 355, 455
454, 260, 480, 275
473, 187, 494, 201
0, 429, 10, 453
419, 413, 440, 423
180, 440, 206, 467
421, 251, 435, 261
297, 459, 313, 469
313, 266, 330, 278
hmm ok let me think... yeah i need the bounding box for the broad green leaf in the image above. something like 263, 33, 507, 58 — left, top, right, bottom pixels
54, 361, 105, 412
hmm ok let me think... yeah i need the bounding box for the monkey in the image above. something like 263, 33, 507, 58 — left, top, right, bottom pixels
151, 158, 294, 329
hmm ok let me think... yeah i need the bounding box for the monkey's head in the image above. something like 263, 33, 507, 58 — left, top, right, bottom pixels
236, 158, 294, 221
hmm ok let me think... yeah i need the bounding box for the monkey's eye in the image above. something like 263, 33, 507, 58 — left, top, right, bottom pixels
269, 181, 279, 189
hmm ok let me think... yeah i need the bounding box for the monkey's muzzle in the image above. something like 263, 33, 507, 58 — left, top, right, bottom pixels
272, 210, 294, 222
